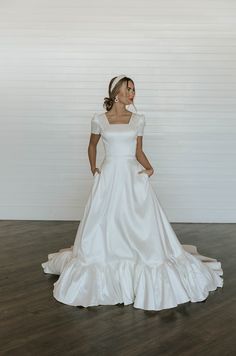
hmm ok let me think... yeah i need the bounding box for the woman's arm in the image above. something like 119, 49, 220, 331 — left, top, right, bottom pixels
136, 136, 154, 177
88, 133, 101, 175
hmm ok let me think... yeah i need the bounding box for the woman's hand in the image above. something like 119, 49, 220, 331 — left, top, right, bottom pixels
92, 167, 101, 176
138, 168, 154, 177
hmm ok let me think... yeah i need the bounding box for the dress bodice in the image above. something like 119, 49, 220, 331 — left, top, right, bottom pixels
91, 112, 146, 158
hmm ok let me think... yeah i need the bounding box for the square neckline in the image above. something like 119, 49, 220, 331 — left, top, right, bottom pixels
104, 112, 134, 125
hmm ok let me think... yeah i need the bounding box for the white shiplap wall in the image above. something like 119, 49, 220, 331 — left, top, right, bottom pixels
0, 0, 235, 222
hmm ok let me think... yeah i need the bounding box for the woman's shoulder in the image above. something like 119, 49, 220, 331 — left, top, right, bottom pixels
92, 112, 105, 120
91, 112, 103, 123
135, 112, 146, 124
135, 112, 145, 118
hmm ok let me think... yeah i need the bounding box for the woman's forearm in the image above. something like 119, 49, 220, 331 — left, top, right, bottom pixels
136, 151, 153, 171
88, 144, 97, 172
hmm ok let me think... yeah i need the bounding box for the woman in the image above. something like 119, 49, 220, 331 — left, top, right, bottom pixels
42, 75, 223, 311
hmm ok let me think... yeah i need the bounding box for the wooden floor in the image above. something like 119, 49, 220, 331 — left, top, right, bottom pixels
0, 220, 235, 356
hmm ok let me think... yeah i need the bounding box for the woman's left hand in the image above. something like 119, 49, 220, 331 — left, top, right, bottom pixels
145, 168, 154, 177
139, 168, 154, 177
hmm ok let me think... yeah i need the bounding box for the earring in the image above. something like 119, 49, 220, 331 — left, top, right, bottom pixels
114, 96, 119, 103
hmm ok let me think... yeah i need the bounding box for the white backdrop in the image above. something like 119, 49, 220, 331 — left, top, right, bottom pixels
0, 0, 235, 222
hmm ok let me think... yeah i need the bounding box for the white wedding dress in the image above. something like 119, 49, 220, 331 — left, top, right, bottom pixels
41, 112, 223, 311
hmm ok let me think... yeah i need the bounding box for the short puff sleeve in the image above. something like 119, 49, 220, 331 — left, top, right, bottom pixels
137, 114, 146, 136
91, 113, 101, 134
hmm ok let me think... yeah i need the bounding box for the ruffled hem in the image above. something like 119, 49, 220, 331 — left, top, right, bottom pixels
41, 244, 223, 311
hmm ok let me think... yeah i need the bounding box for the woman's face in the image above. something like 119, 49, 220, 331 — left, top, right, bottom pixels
117, 80, 135, 105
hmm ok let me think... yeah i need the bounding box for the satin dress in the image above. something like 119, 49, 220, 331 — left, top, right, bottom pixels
41, 112, 223, 311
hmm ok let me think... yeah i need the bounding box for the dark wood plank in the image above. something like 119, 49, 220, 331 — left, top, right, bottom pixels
0, 221, 235, 356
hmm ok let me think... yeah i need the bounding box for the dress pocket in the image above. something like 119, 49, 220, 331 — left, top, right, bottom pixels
135, 163, 149, 181
139, 171, 149, 179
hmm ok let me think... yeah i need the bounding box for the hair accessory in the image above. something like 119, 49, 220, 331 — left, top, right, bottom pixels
110, 74, 127, 92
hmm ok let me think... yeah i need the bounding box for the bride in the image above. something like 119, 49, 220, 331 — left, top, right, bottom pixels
42, 74, 223, 311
